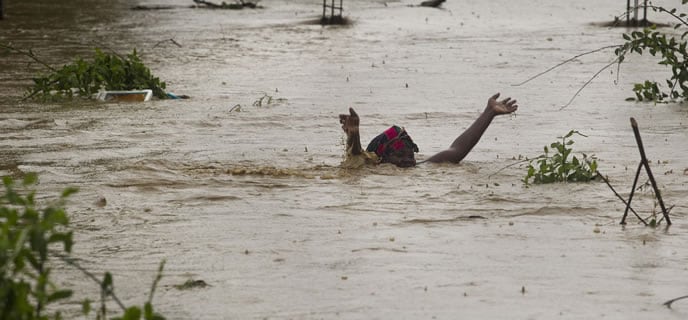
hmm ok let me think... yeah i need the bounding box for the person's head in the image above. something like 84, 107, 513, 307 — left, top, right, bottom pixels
367, 126, 419, 168
383, 144, 417, 167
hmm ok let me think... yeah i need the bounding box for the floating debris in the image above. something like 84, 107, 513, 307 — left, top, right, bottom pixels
173, 279, 209, 290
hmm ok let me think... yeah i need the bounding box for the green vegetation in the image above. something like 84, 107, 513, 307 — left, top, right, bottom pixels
26, 49, 166, 101
514, 2, 688, 106
524, 130, 598, 186
616, 1, 688, 103
1, 174, 166, 320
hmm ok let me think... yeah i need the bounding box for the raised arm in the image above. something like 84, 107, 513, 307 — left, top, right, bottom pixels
339, 107, 363, 155
425, 93, 518, 164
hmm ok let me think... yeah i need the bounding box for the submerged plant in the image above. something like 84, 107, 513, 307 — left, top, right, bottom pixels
524, 130, 598, 186
252, 93, 287, 107
25, 48, 167, 101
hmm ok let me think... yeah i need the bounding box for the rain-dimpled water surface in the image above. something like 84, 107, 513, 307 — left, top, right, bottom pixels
2, 0, 688, 319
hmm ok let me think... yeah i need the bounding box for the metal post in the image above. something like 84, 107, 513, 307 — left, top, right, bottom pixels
626, 0, 630, 27
322, 0, 326, 19
643, 0, 648, 24
1, 0, 4, 20
331, 0, 334, 18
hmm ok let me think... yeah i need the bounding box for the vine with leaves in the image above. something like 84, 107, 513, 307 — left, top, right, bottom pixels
515, 1, 688, 106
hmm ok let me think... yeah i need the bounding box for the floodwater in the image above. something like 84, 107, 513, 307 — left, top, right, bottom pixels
2, 0, 688, 318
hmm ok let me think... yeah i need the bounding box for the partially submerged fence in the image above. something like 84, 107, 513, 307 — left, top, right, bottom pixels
322, 0, 343, 24
626, 0, 648, 27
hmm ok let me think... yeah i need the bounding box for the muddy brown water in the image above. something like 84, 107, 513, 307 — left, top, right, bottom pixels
2, 0, 688, 319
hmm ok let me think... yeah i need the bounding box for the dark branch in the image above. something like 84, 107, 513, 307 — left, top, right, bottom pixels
595, 171, 648, 226
664, 294, 688, 309
487, 157, 542, 179
512, 45, 621, 87
561, 58, 620, 109
0, 42, 56, 72
51, 252, 127, 312
646, 5, 688, 28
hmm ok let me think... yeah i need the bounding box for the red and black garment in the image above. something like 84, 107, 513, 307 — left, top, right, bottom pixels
366, 125, 419, 162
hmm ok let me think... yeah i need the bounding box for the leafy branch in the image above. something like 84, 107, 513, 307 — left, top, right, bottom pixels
615, 23, 688, 102
2, 43, 168, 101
514, 2, 688, 106
524, 130, 598, 186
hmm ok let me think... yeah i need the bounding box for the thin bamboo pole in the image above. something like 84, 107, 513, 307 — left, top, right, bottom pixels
621, 162, 643, 225
630, 117, 671, 225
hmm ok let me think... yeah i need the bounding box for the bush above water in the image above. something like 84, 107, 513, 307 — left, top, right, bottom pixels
524, 130, 598, 186
25, 48, 167, 101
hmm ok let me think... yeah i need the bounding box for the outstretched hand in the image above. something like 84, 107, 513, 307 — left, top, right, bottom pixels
487, 93, 518, 115
339, 107, 360, 134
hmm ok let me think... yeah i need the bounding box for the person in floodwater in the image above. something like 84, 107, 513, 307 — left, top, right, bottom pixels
339, 93, 519, 168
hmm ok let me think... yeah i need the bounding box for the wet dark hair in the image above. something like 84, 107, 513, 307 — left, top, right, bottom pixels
366, 126, 419, 167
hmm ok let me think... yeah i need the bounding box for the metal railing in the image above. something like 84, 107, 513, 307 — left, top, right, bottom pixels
322, 0, 343, 20
626, 0, 648, 27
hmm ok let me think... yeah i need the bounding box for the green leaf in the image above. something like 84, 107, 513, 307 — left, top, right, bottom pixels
82, 299, 92, 315
2, 175, 13, 187
22, 172, 38, 186
117, 306, 143, 320
47, 290, 73, 303
61, 187, 79, 198
102, 272, 114, 292
48, 231, 73, 253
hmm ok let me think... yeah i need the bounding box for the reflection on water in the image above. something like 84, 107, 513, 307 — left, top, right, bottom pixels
2, 0, 688, 319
